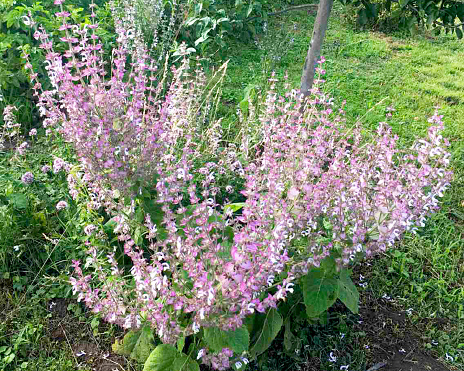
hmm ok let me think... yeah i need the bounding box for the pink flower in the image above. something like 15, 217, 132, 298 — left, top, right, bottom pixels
56, 200, 68, 210
21, 172, 34, 185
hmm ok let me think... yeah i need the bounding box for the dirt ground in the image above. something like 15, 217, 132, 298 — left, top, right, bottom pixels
356, 295, 452, 371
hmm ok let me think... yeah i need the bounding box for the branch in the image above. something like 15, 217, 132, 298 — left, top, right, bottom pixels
246, 4, 318, 22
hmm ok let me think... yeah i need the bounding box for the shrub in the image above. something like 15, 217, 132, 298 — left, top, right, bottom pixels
25, 2, 452, 370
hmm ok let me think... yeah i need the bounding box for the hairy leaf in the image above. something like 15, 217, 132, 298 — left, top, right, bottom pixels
302, 268, 339, 318
249, 308, 282, 358
338, 269, 359, 314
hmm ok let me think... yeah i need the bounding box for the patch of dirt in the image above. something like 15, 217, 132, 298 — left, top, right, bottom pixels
357, 293, 452, 371
360, 307, 450, 371
47, 298, 128, 371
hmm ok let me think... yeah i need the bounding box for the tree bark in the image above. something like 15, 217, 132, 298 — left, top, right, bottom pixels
300, 0, 334, 96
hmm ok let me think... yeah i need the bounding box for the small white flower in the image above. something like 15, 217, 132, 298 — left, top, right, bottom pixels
267, 275, 275, 287
405, 308, 413, 316
192, 322, 200, 334
431, 340, 438, 346
197, 349, 205, 360
76, 350, 86, 357
21, 15, 31, 26
340, 366, 349, 371
247, 303, 256, 313
445, 353, 454, 362
399, 348, 406, 353
340, 333, 345, 339
235, 361, 243, 369
328, 352, 337, 363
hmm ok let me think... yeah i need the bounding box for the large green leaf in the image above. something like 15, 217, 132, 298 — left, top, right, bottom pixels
112, 327, 155, 363
338, 269, 359, 314
112, 330, 139, 356
172, 354, 200, 371
249, 308, 283, 358
143, 344, 199, 371
203, 326, 249, 353
143, 344, 177, 371
302, 268, 339, 318
203, 327, 229, 352
227, 327, 249, 353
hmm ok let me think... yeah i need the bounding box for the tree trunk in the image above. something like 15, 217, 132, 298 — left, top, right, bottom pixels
300, 0, 334, 96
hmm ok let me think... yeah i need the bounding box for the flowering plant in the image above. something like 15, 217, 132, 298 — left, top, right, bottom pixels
25, 2, 452, 370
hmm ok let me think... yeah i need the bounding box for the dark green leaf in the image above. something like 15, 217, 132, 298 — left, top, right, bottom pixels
249, 309, 282, 358
399, 0, 410, 8
338, 269, 359, 314
302, 268, 339, 318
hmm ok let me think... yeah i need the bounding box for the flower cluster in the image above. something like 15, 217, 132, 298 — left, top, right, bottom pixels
241, 75, 452, 273
21, 172, 34, 185
56, 200, 68, 210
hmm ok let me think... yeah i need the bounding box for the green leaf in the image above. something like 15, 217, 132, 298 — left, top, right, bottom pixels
320, 256, 337, 277
172, 354, 200, 371
227, 327, 250, 353
224, 202, 245, 215
143, 345, 199, 371
302, 268, 339, 318
283, 318, 298, 352
131, 327, 156, 362
112, 327, 155, 363
249, 308, 282, 358
8, 193, 28, 209
194, 2, 202, 14
338, 269, 359, 314
143, 344, 177, 371
176, 337, 185, 352
112, 331, 139, 356
399, 0, 410, 8
204, 326, 249, 353
246, 2, 253, 17
103, 217, 117, 234
203, 327, 229, 352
